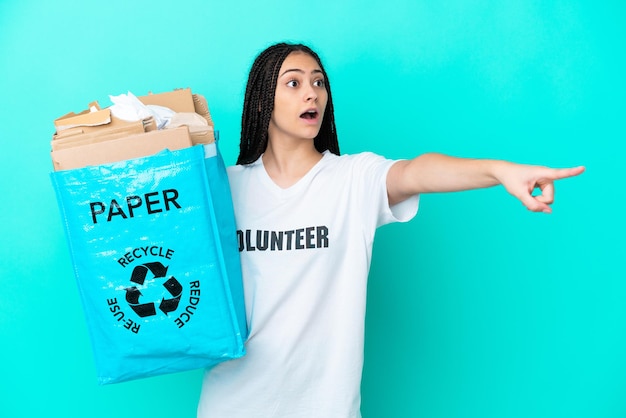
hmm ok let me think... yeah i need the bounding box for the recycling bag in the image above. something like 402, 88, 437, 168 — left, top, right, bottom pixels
51, 143, 248, 384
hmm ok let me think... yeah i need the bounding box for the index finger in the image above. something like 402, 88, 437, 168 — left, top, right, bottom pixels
548, 166, 586, 180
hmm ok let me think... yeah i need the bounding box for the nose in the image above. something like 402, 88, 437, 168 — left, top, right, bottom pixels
305, 85, 318, 102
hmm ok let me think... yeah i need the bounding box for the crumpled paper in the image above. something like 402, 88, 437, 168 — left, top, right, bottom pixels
109, 91, 174, 129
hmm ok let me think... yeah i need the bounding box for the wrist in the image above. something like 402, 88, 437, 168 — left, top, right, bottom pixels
487, 159, 513, 186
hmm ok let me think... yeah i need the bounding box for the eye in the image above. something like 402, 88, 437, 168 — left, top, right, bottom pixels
313, 79, 325, 87
287, 80, 299, 87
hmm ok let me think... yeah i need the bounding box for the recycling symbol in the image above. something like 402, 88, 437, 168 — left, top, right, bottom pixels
125, 262, 182, 317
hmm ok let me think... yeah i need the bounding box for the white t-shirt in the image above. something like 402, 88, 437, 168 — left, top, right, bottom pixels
198, 151, 419, 418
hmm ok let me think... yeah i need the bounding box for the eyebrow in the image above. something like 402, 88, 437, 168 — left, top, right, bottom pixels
279, 68, 324, 78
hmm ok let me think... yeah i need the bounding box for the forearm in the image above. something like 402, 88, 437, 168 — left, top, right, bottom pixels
390, 153, 509, 195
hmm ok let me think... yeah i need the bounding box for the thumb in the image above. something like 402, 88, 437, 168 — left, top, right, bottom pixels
534, 182, 555, 205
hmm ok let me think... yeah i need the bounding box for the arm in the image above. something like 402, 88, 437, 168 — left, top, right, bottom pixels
387, 153, 585, 213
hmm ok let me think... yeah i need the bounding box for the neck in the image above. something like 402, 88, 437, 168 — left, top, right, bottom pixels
262, 138, 323, 188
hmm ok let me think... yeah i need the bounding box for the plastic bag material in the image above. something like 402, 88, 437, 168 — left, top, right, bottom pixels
50, 143, 248, 384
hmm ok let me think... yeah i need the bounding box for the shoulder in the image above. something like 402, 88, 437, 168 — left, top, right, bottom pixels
324, 151, 390, 168
226, 159, 263, 192
227, 157, 262, 176
326, 151, 396, 177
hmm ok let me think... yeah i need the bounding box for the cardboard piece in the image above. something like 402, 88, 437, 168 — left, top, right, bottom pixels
190, 94, 216, 143
193, 94, 214, 126
138, 89, 216, 143
50, 88, 216, 170
55, 107, 111, 131
51, 127, 193, 171
189, 128, 215, 145
51, 120, 147, 151
166, 112, 215, 145
54, 115, 155, 140
139, 88, 196, 113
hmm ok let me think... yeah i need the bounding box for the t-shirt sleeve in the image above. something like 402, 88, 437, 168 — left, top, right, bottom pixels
350, 152, 419, 230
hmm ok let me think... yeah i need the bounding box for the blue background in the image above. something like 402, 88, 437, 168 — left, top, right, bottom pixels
0, 1, 623, 417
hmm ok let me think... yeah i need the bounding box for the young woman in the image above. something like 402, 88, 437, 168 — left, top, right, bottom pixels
197, 42, 584, 417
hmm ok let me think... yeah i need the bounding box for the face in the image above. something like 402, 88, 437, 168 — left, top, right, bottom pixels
268, 51, 328, 144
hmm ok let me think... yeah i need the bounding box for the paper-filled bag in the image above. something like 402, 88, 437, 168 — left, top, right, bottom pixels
50, 143, 247, 384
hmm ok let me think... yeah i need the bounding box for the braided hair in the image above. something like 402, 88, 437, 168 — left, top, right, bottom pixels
237, 42, 340, 165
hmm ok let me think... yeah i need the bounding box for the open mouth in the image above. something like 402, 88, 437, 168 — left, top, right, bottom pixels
300, 110, 318, 120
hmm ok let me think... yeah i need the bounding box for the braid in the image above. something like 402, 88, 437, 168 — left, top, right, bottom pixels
237, 42, 340, 165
